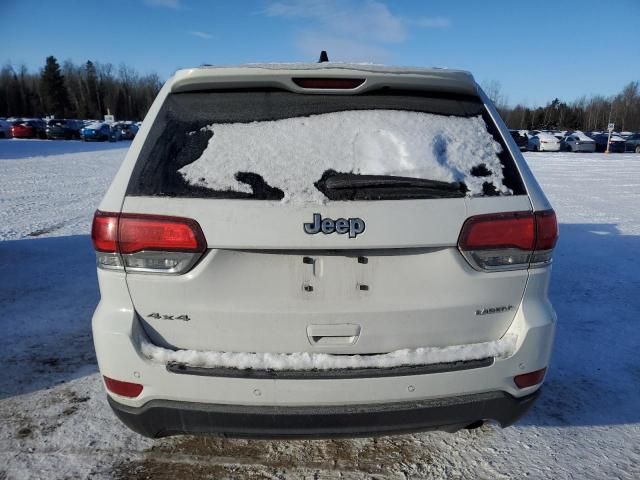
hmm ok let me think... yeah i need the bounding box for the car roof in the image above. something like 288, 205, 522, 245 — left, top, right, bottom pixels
169, 63, 479, 97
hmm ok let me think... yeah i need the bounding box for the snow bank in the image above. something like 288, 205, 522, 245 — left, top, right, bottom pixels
178, 110, 509, 204
140, 334, 517, 371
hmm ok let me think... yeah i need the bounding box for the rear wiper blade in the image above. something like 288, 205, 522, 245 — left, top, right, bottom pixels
323, 173, 464, 193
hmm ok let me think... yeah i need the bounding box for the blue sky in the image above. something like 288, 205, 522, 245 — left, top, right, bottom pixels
2, 0, 639, 106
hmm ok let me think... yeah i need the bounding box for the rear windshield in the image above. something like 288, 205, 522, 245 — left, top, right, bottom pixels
127, 89, 525, 202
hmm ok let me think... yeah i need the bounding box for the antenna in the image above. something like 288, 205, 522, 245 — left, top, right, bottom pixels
318, 51, 329, 63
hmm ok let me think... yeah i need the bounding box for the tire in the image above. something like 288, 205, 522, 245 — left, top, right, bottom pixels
635, 145, 640, 154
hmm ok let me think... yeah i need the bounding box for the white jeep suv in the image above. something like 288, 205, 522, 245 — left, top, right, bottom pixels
91, 64, 558, 438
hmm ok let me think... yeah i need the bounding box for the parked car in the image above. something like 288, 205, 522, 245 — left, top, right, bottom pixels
10, 120, 35, 138
109, 124, 122, 142
624, 133, 640, 153
10, 119, 47, 139
0, 119, 12, 138
561, 131, 596, 152
549, 131, 565, 141
528, 132, 561, 152
92, 64, 558, 439
590, 133, 626, 153
119, 123, 139, 140
46, 119, 82, 140
28, 119, 48, 138
509, 130, 528, 151
81, 122, 111, 141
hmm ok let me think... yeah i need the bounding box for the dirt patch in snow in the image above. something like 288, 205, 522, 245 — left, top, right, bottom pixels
111, 433, 450, 479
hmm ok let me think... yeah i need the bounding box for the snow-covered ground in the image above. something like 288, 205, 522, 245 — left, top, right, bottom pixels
0, 140, 639, 479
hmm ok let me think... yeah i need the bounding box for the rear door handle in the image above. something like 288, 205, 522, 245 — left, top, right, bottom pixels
306, 324, 361, 346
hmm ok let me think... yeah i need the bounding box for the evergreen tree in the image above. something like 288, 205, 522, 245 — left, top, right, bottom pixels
84, 60, 100, 118
40, 56, 70, 117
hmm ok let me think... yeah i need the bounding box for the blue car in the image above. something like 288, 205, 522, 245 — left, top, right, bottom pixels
625, 133, 640, 153
81, 123, 111, 141
590, 133, 626, 153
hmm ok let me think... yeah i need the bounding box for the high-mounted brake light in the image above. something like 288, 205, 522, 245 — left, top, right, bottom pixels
292, 78, 365, 89
458, 210, 558, 271
91, 211, 206, 274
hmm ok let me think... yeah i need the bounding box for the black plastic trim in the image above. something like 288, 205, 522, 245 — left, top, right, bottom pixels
108, 389, 540, 439
166, 357, 493, 380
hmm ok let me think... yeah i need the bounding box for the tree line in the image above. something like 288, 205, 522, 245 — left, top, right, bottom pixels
483, 80, 640, 132
0, 56, 162, 120
1, 56, 639, 132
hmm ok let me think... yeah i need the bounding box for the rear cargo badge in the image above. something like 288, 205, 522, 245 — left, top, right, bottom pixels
304, 213, 365, 238
475, 305, 514, 316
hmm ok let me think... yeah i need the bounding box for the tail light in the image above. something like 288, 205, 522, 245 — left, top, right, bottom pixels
458, 210, 558, 271
91, 211, 206, 274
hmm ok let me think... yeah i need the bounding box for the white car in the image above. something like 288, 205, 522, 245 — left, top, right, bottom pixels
562, 131, 596, 152
92, 63, 558, 438
528, 132, 561, 152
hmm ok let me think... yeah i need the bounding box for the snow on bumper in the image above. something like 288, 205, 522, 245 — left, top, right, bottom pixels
140, 335, 517, 371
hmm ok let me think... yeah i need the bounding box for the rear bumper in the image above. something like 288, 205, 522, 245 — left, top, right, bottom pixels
93, 266, 555, 437
47, 131, 71, 139
572, 144, 596, 152
108, 389, 540, 439
539, 144, 561, 151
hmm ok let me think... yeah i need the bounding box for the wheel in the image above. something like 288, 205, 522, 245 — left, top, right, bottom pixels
635, 145, 640, 154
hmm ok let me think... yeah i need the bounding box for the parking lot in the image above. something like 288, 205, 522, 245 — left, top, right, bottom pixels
0, 140, 639, 479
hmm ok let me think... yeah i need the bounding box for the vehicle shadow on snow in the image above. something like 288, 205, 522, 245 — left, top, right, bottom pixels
521, 223, 640, 428
0, 138, 129, 160
0, 235, 99, 399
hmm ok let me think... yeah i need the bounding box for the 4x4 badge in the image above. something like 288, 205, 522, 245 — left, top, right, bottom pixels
147, 313, 191, 321
303, 213, 365, 238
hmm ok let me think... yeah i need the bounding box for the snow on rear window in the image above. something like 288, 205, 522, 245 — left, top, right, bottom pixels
178, 110, 510, 204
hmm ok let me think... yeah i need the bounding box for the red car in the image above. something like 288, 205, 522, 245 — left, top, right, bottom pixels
10, 120, 47, 139
11, 121, 35, 138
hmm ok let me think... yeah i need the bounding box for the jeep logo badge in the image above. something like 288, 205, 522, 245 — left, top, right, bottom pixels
303, 213, 365, 238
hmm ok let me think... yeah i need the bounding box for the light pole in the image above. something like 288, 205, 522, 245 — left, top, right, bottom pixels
605, 104, 613, 154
